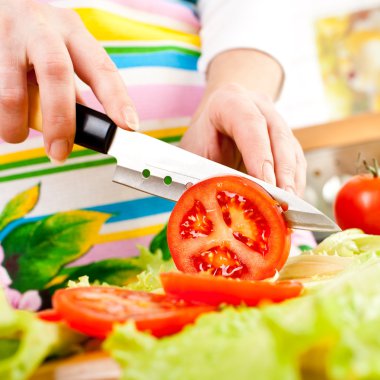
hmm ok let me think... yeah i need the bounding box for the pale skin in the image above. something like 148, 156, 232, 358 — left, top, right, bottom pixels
0, 0, 306, 195
181, 49, 307, 195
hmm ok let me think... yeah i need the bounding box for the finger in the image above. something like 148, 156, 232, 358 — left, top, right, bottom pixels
210, 91, 275, 185
62, 12, 139, 131
27, 28, 75, 163
75, 79, 86, 104
293, 137, 307, 195
0, 48, 28, 143
255, 96, 297, 193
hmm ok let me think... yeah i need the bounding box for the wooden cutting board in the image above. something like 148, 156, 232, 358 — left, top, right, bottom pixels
31, 350, 326, 380
31, 351, 120, 380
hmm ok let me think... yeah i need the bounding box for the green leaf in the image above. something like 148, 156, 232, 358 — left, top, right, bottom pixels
2, 222, 38, 258
149, 223, 171, 260
105, 257, 380, 380
127, 246, 176, 292
0, 340, 19, 360
0, 184, 40, 231
47, 258, 144, 291
312, 229, 380, 257
0, 289, 85, 380
2, 210, 110, 292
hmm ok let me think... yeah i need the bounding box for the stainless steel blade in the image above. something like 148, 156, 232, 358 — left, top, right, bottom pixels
108, 129, 340, 232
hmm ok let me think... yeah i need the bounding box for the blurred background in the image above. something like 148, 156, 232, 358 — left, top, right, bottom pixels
273, 1, 380, 239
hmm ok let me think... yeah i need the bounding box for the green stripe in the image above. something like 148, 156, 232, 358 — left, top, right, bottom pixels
160, 135, 182, 143
0, 136, 183, 183
104, 46, 200, 57
0, 149, 99, 172
0, 158, 115, 183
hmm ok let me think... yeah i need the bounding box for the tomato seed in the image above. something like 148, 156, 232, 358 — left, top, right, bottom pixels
216, 191, 270, 255
180, 200, 213, 238
193, 246, 245, 278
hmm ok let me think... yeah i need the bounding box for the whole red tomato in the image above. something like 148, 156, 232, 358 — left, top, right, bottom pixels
334, 173, 380, 234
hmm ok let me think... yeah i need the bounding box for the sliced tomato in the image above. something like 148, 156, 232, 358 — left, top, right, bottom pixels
167, 175, 291, 280
160, 272, 303, 307
52, 286, 216, 339
37, 308, 63, 322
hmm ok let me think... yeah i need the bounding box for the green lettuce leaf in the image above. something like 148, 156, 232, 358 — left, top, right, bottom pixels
312, 229, 380, 257
126, 246, 176, 292
104, 255, 380, 380
279, 229, 380, 285
0, 289, 85, 380
66, 246, 176, 293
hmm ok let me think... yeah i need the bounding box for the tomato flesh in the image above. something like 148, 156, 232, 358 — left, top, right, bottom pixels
193, 246, 245, 278
180, 200, 213, 238
161, 272, 303, 307
217, 190, 270, 255
52, 287, 215, 339
37, 309, 63, 322
168, 176, 291, 280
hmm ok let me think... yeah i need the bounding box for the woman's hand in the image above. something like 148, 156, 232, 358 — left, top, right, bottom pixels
181, 84, 306, 195
0, 0, 138, 162
180, 50, 307, 196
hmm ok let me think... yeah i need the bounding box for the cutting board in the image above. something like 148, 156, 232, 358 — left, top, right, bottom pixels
31, 351, 120, 380
31, 349, 326, 380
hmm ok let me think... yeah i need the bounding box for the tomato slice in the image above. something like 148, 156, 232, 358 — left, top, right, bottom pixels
160, 272, 303, 307
167, 175, 291, 280
52, 287, 216, 338
37, 309, 63, 322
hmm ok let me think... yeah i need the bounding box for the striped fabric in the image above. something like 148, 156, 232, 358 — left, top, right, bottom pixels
0, 1, 316, 306
0, 0, 204, 263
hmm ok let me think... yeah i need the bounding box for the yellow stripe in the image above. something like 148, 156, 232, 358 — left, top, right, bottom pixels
75, 8, 200, 47
95, 224, 164, 243
0, 127, 187, 165
0, 145, 85, 165
145, 126, 187, 139
1, 128, 186, 165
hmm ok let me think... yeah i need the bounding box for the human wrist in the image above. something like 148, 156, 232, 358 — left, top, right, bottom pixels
204, 48, 284, 101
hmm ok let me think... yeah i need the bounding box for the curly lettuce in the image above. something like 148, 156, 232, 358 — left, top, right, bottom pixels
0, 289, 84, 380
104, 236, 380, 380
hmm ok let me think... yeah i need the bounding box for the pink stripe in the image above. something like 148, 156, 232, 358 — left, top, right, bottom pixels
28, 129, 41, 138
109, 0, 200, 29
1, 84, 203, 145
38, 0, 199, 28
81, 85, 204, 121
68, 235, 154, 266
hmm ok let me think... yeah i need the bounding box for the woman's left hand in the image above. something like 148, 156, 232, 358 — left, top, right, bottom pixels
180, 83, 306, 196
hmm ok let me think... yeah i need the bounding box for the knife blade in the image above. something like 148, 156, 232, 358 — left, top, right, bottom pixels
109, 128, 339, 232
30, 101, 340, 232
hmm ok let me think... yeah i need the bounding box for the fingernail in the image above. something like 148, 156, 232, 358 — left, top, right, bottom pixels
48, 139, 69, 165
262, 161, 276, 185
285, 186, 296, 195
122, 106, 139, 131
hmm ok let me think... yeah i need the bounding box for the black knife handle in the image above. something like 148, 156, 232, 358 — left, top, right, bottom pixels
75, 103, 117, 154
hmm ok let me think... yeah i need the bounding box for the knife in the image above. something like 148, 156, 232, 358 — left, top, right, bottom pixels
28, 88, 339, 232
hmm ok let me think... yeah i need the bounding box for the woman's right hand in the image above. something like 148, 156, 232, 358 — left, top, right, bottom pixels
0, 0, 139, 163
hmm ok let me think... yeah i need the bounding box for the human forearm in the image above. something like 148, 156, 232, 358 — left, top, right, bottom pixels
205, 48, 284, 101
182, 48, 305, 195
